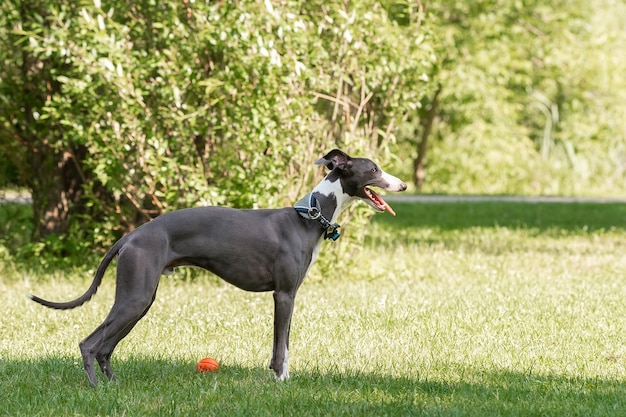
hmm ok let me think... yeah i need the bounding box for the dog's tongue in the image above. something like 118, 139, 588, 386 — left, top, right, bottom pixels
366, 187, 396, 216
382, 200, 396, 216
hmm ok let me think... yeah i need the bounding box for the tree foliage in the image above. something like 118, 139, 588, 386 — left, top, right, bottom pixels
0, 0, 435, 260
403, 0, 626, 195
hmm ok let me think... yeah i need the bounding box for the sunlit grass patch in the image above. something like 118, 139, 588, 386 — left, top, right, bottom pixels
1, 200, 625, 416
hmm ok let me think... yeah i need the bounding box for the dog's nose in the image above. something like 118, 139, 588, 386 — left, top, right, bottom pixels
399, 182, 407, 191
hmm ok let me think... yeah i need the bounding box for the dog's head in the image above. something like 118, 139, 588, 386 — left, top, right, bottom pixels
316, 149, 407, 215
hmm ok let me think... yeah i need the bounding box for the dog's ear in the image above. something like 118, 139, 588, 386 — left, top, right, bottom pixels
315, 149, 352, 170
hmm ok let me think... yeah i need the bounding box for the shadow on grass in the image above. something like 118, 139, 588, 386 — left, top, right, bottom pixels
374, 201, 626, 233
1, 357, 624, 416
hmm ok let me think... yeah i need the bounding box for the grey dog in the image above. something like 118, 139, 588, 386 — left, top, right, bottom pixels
30, 149, 407, 385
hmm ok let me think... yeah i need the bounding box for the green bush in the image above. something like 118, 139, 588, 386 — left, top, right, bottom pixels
0, 0, 435, 266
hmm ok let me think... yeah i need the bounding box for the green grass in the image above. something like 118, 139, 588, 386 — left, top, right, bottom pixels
1, 201, 626, 416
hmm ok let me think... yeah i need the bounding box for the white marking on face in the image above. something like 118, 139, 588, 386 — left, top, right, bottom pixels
381, 170, 406, 192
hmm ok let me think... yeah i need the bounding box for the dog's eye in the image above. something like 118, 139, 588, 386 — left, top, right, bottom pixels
371, 167, 378, 173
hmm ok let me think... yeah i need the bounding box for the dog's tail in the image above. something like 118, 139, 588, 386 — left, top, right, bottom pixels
29, 237, 125, 310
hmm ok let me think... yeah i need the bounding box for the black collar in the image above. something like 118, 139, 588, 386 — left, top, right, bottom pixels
294, 193, 341, 241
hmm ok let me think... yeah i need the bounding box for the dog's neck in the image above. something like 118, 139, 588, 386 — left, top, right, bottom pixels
294, 176, 353, 241
310, 177, 352, 223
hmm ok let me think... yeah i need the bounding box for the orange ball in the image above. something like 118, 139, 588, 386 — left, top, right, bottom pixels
196, 357, 220, 373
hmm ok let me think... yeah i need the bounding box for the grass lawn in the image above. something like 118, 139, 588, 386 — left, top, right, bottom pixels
1, 200, 625, 416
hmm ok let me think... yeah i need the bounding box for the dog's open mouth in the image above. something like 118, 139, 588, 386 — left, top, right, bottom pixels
364, 187, 396, 216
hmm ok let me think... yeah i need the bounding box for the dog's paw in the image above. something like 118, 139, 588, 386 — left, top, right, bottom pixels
275, 369, 290, 381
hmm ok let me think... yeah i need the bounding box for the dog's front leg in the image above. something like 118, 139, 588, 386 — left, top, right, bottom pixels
270, 290, 295, 381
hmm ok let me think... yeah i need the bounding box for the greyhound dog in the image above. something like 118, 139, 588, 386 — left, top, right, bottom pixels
30, 149, 407, 385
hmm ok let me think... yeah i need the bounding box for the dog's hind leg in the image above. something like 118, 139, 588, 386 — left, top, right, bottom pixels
80, 289, 158, 385
79, 251, 162, 385
79, 323, 106, 386
94, 290, 158, 381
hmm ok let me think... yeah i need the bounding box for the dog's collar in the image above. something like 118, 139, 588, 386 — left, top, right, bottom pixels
294, 193, 341, 241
